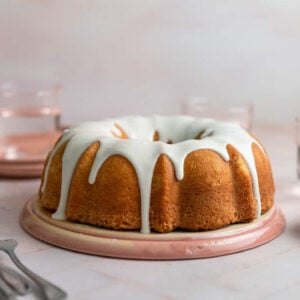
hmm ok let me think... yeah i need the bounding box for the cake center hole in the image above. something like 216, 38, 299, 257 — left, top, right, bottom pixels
112, 124, 207, 143
153, 131, 205, 144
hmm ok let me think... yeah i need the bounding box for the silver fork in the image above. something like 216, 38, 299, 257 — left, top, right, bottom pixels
0, 239, 67, 300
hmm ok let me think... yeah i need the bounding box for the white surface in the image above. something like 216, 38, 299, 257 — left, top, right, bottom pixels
1, 1, 300, 124
0, 124, 299, 299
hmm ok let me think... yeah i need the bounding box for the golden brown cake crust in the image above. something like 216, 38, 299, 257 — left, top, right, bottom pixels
39, 133, 274, 233
40, 116, 274, 233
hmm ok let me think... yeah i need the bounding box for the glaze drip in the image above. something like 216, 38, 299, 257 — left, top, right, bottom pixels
41, 115, 264, 233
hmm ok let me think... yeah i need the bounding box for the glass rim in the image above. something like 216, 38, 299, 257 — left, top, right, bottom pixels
0, 81, 62, 99
182, 97, 254, 108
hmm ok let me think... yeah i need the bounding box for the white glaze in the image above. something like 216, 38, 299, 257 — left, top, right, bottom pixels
41, 115, 265, 233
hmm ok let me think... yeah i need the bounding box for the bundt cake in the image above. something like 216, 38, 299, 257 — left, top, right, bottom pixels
39, 115, 274, 233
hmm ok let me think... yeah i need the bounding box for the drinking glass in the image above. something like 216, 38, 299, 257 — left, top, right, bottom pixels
181, 97, 254, 131
0, 82, 62, 162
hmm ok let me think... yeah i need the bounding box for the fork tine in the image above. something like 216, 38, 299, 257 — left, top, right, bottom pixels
0, 263, 31, 296
0, 277, 17, 300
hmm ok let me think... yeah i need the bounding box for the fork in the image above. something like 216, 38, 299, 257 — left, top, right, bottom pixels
0, 239, 67, 300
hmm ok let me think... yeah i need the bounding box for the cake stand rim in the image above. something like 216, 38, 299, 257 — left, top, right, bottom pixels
20, 195, 286, 260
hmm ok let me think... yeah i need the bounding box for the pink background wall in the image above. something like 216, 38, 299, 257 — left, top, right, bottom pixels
1, 0, 300, 125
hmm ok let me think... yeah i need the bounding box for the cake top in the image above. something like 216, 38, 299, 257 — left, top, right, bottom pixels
42, 115, 264, 233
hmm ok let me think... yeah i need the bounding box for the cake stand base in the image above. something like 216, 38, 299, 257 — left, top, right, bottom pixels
20, 195, 285, 260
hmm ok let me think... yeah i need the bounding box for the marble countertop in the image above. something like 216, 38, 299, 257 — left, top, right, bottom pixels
0, 124, 300, 300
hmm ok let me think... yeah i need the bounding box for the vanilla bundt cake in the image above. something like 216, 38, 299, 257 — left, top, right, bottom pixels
39, 115, 274, 233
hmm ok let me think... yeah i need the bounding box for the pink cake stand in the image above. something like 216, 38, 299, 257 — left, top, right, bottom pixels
20, 195, 286, 260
